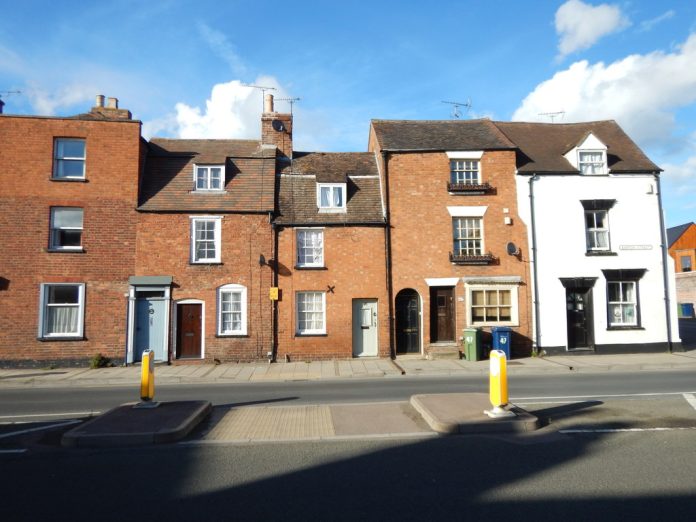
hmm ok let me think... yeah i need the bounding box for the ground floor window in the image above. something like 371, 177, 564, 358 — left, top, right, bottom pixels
466, 284, 519, 326
39, 283, 85, 338
296, 291, 326, 334
601, 269, 645, 329
217, 284, 247, 335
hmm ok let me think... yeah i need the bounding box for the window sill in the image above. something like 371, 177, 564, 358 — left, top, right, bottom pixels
317, 208, 347, 214
46, 248, 85, 254
216, 333, 249, 338
190, 190, 227, 195
447, 182, 494, 195
450, 253, 496, 265
294, 266, 327, 270
295, 333, 328, 337
189, 261, 223, 265
38, 336, 85, 342
585, 251, 617, 256
606, 326, 644, 331
50, 177, 88, 182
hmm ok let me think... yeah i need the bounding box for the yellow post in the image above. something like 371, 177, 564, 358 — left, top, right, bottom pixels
485, 349, 515, 418
140, 350, 155, 402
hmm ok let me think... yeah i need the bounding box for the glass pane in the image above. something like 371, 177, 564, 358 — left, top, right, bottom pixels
48, 285, 79, 304
609, 304, 623, 323
623, 304, 636, 323
333, 187, 343, 207
210, 167, 222, 189
499, 307, 512, 321
320, 187, 330, 207
623, 282, 635, 302
472, 308, 484, 322
56, 230, 82, 247
53, 208, 83, 228
485, 307, 498, 320
486, 291, 498, 305
608, 282, 620, 302
500, 290, 511, 305
59, 140, 85, 158
57, 159, 85, 177
47, 305, 78, 334
471, 291, 484, 306
196, 168, 207, 189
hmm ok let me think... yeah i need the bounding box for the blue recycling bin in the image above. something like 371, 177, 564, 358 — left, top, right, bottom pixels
492, 327, 512, 359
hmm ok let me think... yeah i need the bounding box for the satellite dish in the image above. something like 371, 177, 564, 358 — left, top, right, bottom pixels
272, 119, 285, 132
506, 242, 520, 256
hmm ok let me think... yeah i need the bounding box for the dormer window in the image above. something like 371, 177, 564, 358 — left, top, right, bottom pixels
578, 151, 607, 175
195, 165, 224, 191
317, 183, 346, 212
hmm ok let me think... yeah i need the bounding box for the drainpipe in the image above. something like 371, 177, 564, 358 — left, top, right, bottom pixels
654, 173, 674, 352
271, 220, 279, 362
382, 151, 396, 359
528, 174, 541, 354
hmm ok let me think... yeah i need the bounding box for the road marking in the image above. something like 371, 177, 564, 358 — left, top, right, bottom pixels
683, 393, 696, 412
0, 420, 81, 440
0, 411, 99, 421
0, 449, 27, 454
512, 391, 696, 401
560, 427, 696, 434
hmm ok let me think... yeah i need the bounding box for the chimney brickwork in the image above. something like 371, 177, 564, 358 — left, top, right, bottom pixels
261, 94, 293, 160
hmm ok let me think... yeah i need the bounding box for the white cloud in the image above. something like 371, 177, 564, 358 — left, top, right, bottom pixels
555, 0, 630, 59
512, 33, 696, 148
197, 22, 247, 77
171, 76, 286, 139
639, 10, 675, 33
662, 155, 696, 194
25, 82, 95, 115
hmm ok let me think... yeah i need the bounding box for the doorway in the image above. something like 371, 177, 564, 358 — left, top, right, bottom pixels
133, 290, 168, 362
176, 302, 203, 359
395, 289, 421, 354
352, 299, 378, 357
430, 287, 455, 343
566, 288, 594, 350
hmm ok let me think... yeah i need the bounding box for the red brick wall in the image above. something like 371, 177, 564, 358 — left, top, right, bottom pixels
0, 115, 142, 365
385, 151, 533, 355
136, 213, 274, 362
276, 226, 390, 360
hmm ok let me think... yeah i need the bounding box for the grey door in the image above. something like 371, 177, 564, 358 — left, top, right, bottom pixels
352, 299, 378, 357
134, 293, 167, 362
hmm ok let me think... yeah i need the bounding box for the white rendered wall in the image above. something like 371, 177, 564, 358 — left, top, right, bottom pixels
516, 173, 679, 350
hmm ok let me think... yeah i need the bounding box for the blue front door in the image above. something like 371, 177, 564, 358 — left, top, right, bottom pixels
135, 297, 167, 362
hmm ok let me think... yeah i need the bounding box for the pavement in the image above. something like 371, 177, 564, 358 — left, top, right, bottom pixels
1, 350, 695, 447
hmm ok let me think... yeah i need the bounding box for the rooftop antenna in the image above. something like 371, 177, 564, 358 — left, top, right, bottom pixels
242, 83, 277, 110
276, 97, 300, 115
0, 90, 22, 114
538, 110, 566, 123
442, 99, 471, 119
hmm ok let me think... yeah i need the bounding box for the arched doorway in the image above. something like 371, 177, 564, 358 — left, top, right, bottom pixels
395, 289, 420, 355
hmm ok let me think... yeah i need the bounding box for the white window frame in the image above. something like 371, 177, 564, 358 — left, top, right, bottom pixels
296, 228, 324, 267
190, 216, 222, 263
607, 281, 638, 327
585, 209, 610, 252
450, 159, 481, 185
466, 284, 519, 327
38, 283, 86, 338
296, 291, 326, 335
53, 138, 86, 179
194, 164, 225, 191
217, 284, 247, 336
453, 216, 483, 256
578, 150, 607, 175
316, 183, 346, 212
49, 207, 84, 251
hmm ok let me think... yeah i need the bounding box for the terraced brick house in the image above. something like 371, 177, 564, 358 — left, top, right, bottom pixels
667, 222, 696, 318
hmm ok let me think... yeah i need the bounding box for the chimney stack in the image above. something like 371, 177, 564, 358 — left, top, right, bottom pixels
261, 94, 293, 160
95, 94, 105, 108
90, 94, 132, 120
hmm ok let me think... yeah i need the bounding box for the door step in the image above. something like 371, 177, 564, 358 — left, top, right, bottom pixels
426, 345, 461, 360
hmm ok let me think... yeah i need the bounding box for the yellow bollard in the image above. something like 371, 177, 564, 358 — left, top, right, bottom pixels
484, 349, 515, 418
140, 350, 155, 402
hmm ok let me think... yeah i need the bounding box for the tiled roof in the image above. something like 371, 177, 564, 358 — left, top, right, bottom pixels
667, 222, 695, 247
494, 121, 661, 173
275, 152, 384, 225
370, 119, 517, 151
138, 139, 276, 212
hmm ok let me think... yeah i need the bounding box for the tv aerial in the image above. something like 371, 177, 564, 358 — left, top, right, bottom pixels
276, 97, 300, 115
442, 99, 472, 119
242, 83, 277, 110
538, 110, 566, 123
0, 90, 21, 114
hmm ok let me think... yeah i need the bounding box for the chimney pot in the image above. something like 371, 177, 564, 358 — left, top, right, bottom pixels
264, 94, 274, 114
95, 94, 105, 108
106, 97, 118, 109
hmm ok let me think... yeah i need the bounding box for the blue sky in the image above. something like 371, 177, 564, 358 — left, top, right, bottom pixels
2, 0, 696, 227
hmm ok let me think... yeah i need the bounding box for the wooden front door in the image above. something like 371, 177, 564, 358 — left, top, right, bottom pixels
430, 287, 455, 343
396, 290, 420, 354
566, 289, 593, 350
177, 303, 202, 359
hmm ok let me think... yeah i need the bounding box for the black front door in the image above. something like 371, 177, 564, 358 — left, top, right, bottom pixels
396, 290, 420, 354
566, 289, 593, 349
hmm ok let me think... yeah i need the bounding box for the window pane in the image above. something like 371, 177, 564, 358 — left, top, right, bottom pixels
47, 306, 79, 334
58, 140, 85, 158
210, 167, 222, 189
48, 285, 79, 304
486, 291, 498, 305
53, 208, 83, 228
333, 187, 343, 207
471, 290, 484, 306
196, 168, 207, 189
608, 282, 620, 302
55, 230, 82, 247
320, 187, 330, 207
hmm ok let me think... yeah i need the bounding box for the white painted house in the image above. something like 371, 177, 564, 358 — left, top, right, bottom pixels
496, 121, 681, 354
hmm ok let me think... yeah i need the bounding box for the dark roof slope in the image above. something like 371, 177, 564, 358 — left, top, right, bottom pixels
667, 222, 695, 247
494, 121, 661, 173
138, 138, 276, 212
275, 152, 384, 225
371, 119, 516, 151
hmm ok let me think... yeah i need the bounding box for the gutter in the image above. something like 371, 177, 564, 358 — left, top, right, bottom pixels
654, 173, 674, 352
382, 151, 396, 359
528, 175, 541, 354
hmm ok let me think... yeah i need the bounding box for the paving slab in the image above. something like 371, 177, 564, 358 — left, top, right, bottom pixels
61, 400, 211, 448
330, 402, 433, 437
411, 393, 540, 435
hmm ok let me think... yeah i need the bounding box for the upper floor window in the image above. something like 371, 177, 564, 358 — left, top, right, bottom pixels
578, 150, 607, 175
681, 255, 692, 272
195, 165, 224, 191
453, 217, 483, 256
38, 283, 85, 338
296, 229, 324, 268
585, 210, 609, 251
317, 183, 346, 212
53, 139, 86, 179
50, 207, 83, 251
217, 284, 247, 336
190, 216, 221, 263
450, 160, 480, 185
